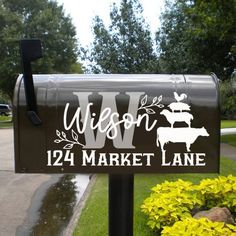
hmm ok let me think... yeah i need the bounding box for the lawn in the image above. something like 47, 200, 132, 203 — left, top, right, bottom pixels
221, 120, 236, 147
0, 115, 12, 128
73, 157, 236, 236
221, 135, 236, 148
221, 120, 236, 128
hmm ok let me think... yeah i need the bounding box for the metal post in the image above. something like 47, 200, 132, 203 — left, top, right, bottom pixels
109, 174, 134, 236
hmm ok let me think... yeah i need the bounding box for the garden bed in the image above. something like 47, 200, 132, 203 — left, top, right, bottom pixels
73, 157, 236, 236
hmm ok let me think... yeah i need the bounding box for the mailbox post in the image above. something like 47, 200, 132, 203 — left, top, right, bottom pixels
109, 174, 134, 236
14, 39, 220, 236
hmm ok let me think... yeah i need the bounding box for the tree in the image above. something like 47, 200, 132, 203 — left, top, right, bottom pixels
220, 81, 236, 119
187, 0, 236, 79
0, 0, 82, 99
157, 1, 200, 74
157, 0, 236, 79
83, 0, 159, 73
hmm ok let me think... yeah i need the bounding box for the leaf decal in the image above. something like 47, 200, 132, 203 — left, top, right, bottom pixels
157, 104, 164, 108
72, 129, 78, 141
62, 131, 66, 139
56, 130, 60, 137
158, 95, 162, 103
54, 130, 84, 148
146, 108, 155, 114
152, 96, 157, 103
138, 94, 164, 115
63, 143, 74, 149
141, 95, 147, 106
54, 139, 61, 143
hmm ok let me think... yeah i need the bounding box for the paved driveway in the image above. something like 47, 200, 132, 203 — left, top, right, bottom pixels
0, 128, 90, 236
0, 128, 51, 235
0, 128, 14, 171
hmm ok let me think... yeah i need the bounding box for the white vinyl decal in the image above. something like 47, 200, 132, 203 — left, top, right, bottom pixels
49, 91, 209, 168
156, 92, 209, 163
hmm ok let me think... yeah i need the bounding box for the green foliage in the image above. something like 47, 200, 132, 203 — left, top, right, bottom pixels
186, 0, 236, 79
73, 158, 236, 236
83, 0, 159, 73
161, 217, 236, 236
142, 175, 236, 232
220, 81, 236, 119
221, 120, 236, 129
157, 1, 198, 74
158, 0, 236, 79
0, 90, 10, 103
196, 175, 236, 211
141, 179, 203, 231
0, 0, 80, 98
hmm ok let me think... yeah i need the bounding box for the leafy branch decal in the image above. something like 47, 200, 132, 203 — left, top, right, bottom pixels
54, 130, 84, 149
138, 95, 164, 114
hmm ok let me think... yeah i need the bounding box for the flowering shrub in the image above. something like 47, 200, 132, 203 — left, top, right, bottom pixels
161, 217, 236, 236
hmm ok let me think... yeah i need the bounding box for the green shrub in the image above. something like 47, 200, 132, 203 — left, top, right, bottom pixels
161, 217, 236, 236
196, 175, 236, 211
0, 90, 9, 104
141, 175, 236, 232
220, 81, 236, 119
141, 179, 203, 231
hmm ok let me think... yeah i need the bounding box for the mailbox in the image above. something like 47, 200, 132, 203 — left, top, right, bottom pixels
13, 73, 220, 173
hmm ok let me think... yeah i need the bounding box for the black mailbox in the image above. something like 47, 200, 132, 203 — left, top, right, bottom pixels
13, 73, 220, 173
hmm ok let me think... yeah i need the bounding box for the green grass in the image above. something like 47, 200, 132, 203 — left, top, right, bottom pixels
73, 176, 108, 236
73, 157, 236, 236
0, 115, 12, 128
221, 120, 236, 128
221, 120, 236, 147
221, 135, 236, 148
0, 115, 11, 121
